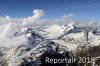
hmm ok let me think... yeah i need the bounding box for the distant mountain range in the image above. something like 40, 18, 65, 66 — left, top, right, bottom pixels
0, 23, 100, 66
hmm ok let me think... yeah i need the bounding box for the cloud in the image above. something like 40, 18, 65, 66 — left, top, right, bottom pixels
22, 10, 45, 27
0, 15, 23, 26
62, 13, 75, 19
0, 23, 28, 48
0, 9, 99, 28
0, 10, 45, 26
0, 9, 75, 27
0, 16, 12, 23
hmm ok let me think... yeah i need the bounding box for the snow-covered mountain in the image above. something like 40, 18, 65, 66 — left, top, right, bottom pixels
58, 24, 88, 43
0, 23, 100, 66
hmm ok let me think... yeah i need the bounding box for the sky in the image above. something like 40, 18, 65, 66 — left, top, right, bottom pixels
0, 0, 100, 21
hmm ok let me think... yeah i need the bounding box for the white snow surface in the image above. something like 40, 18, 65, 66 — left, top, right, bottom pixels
53, 40, 78, 51
43, 25, 65, 39
89, 32, 100, 46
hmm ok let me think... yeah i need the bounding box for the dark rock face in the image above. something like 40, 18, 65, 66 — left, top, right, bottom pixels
18, 41, 78, 66
39, 50, 77, 66
39, 50, 66, 66
20, 58, 35, 66
75, 45, 100, 66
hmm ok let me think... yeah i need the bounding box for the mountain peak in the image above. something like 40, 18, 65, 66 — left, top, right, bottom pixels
63, 23, 78, 33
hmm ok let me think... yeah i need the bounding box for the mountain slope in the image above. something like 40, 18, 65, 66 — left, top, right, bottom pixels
0, 24, 100, 66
